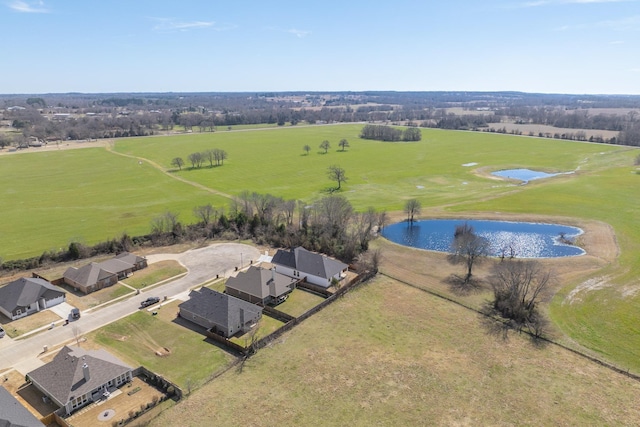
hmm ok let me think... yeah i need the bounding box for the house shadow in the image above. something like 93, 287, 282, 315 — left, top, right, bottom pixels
17, 383, 59, 417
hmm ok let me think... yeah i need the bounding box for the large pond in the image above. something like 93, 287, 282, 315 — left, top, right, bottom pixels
382, 219, 584, 258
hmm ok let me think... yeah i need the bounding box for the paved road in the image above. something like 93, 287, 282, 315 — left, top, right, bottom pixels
0, 242, 259, 375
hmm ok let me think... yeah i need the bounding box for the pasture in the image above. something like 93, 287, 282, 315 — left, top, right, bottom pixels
2, 124, 640, 377
151, 276, 640, 426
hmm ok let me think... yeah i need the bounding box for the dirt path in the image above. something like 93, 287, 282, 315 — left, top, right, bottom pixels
104, 141, 234, 200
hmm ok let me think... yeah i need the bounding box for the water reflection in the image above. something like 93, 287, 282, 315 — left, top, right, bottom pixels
382, 219, 584, 258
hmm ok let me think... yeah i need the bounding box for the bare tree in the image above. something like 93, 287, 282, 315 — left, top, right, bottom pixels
327, 165, 347, 190
404, 199, 421, 223
171, 157, 184, 170
193, 204, 216, 226
188, 152, 203, 168
72, 325, 82, 346
319, 140, 330, 154
338, 138, 350, 151
355, 248, 382, 273
204, 149, 215, 167
303, 144, 311, 155
489, 259, 553, 337
448, 223, 489, 284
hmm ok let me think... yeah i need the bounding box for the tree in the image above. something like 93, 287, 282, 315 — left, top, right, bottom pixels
448, 223, 489, 284
188, 152, 203, 168
303, 144, 311, 155
327, 165, 347, 190
193, 204, 216, 226
338, 138, 350, 151
171, 157, 184, 170
404, 199, 421, 223
319, 140, 330, 154
489, 259, 553, 337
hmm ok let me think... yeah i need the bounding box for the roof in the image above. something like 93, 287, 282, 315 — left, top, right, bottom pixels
63, 257, 134, 287
225, 266, 296, 300
179, 288, 262, 328
0, 278, 64, 312
272, 247, 348, 280
64, 263, 115, 287
114, 252, 146, 265
0, 386, 44, 427
27, 346, 132, 407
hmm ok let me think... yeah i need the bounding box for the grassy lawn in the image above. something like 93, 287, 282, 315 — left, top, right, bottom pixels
229, 315, 285, 347
115, 125, 617, 212
151, 276, 640, 427
0, 310, 60, 338
57, 282, 133, 311
276, 288, 326, 318
89, 306, 233, 390
0, 147, 226, 260
121, 260, 186, 289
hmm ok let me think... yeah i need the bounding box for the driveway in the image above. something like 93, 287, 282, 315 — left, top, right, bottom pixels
0, 242, 260, 375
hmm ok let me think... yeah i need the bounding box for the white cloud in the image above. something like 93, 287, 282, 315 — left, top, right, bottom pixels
597, 14, 640, 30
151, 18, 215, 32
7, 0, 49, 13
609, 40, 625, 44
287, 28, 311, 38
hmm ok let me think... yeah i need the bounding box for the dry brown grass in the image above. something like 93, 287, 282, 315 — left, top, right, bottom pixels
0, 310, 61, 338
151, 275, 640, 426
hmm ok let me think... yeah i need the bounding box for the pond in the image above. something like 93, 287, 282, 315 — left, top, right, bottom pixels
381, 219, 584, 258
492, 168, 566, 184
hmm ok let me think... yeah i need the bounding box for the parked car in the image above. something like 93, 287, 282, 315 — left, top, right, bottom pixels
0, 326, 5, 338
70, 308, 81, 320
140, 296, 161, 308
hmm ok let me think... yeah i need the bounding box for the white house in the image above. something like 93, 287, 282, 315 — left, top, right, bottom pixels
270, 247, 348, 288
0, 277, 66, 321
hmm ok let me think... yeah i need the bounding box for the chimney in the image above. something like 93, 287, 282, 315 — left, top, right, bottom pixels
82, 363, 90, 382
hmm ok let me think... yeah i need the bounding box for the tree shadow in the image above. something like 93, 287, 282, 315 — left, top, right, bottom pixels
444, 274, 483, 296
478, 301, 550, 349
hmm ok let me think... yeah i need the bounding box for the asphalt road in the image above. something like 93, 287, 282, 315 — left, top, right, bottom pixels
0, 242, 260, 375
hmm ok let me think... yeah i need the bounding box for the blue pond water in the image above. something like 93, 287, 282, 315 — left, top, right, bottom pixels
492, 168, 561, 183
382, 219, 584, 258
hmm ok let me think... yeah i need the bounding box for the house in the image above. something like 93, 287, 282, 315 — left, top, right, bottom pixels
0, 386, 44, 427
271, 247, 349, 288
26, 346, 133, 416
178, 288, 262, 338
0, 277, 66, 321
225, 265, 297, 305
63, 252, 147, 294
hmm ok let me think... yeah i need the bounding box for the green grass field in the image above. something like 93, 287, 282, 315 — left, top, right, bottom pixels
3, 124, 640, 377
90, 309, 232, 389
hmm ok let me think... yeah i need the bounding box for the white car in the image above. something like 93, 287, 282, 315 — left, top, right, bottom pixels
0, 326, 5, 338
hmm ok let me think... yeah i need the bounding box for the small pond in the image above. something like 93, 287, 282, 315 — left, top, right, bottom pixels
382, 219, 584, 258
492, 168, 565, 184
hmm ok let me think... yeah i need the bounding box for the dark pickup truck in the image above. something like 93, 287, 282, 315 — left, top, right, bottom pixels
140, 296, 161, 308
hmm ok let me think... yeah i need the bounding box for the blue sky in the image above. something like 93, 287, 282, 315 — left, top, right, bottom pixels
1, 0, 639, 94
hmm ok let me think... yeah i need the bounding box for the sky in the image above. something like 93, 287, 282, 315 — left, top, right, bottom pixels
1, 0, 639, 95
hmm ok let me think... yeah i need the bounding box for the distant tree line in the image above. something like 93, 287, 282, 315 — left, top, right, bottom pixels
3, 91, 640, 148
360, 124, 421, 142
0, 192, 385, 274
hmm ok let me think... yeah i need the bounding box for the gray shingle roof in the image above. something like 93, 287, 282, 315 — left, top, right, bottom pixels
0, 278, 64, 313
26, 346, 132, 407
179, 288, 262, 329
225, 266, 296, 299
0, 386, 44, 427
64, 263, 114, 287
272, 247, 348, 280
114, 252, 145, 265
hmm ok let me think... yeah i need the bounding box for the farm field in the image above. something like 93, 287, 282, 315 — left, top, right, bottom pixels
0, 147, 225, 260
151, 276, 640, 426
2, 124, 640, 380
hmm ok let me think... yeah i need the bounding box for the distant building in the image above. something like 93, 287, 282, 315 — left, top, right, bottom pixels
63, 252, 147, 294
